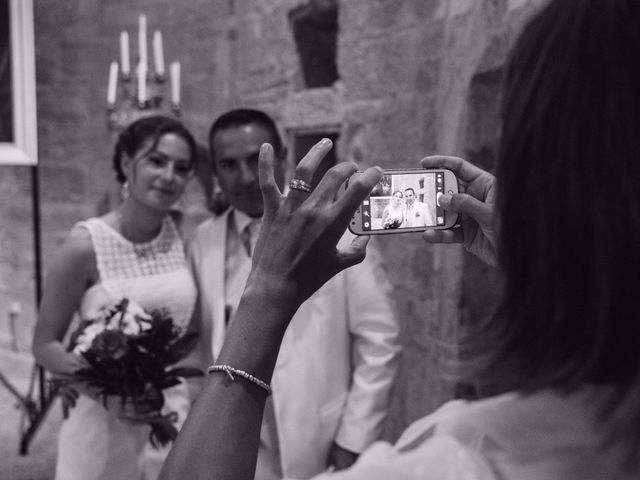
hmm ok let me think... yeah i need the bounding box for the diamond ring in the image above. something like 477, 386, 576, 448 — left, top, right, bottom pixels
289, 178, 313, 193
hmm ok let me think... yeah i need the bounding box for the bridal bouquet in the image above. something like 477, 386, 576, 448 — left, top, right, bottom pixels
383, 218, 402, 229
58, 298, 203, 447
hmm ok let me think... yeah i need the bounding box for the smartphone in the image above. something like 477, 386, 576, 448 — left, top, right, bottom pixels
347, 168, 459, 235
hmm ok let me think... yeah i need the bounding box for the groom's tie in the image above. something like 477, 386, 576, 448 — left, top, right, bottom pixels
406, 204, 414, 227
241, 219, 260, 257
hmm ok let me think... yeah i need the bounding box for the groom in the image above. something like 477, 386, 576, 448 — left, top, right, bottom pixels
189, 108, 401, 480
403, 187, 433, 227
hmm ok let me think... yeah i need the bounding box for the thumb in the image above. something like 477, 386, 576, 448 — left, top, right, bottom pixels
439, 192, 492, 225
335, 235, 369, 271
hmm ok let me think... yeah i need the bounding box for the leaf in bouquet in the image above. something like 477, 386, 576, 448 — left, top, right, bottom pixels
72, 350, 138, 404
79, 354, 124, 382
139, 386, 165, 411
129, 345, 167, 387
147, 411, 179, 448
133, 318, 176, 359
164, 366, 205, 379
148, 311, 177, 338
117, 298, 130, 317
155, 378, 184, 390
122, 363, 153, 400
164, 332, 200, 364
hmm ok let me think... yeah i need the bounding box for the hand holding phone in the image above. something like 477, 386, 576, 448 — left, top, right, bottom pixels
420, 155, 497, 266
346, 168, 460, 235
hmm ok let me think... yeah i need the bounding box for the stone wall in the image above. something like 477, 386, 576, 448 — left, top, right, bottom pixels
220, 0, 547, 440
0, 0, 547, 441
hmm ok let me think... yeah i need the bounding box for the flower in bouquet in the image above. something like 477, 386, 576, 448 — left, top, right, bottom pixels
57, 298, 203, 447
383, 218, 402, 229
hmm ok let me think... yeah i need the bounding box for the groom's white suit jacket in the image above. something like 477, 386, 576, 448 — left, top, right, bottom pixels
189, 209, 400, 479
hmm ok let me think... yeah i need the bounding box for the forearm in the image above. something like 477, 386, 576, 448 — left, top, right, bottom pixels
160, 373, 265, 480
159, 284, 297, 480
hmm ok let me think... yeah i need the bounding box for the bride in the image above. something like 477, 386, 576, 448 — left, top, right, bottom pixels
381, 190, 404, 229
33, 115, 198, 480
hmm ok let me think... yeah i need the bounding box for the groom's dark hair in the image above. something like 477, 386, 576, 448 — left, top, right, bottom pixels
208, 108, 283, 170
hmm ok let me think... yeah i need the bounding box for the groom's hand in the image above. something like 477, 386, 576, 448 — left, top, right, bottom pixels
326, 442, 359, 471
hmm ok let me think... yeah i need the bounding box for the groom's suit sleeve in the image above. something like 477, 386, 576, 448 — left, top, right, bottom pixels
186, 219, 217, 368
334, 236, 401, 452
421, 202, 434, 226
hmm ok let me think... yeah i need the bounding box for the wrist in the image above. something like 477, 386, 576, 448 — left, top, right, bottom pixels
242, 271, 303, 320
215, 278, 301, 381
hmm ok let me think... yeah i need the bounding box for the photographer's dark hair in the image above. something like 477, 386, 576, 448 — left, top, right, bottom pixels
463, 0, 640, 457
113, 115, 197, 183
208, 108, 283, 168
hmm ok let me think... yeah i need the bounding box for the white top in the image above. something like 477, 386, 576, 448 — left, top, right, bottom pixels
306, 386, 636, 480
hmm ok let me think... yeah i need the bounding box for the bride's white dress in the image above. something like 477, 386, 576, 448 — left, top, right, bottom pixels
55, 217, 196, 480
382, 203, 404, 229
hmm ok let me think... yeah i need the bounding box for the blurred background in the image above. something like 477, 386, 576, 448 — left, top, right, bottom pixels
0, 0, 545, 477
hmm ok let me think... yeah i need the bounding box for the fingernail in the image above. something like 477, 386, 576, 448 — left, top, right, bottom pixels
438, 193, 452, 206
374, 166, 384, 173
320, 138, 332, 146
260, 143, 271, 153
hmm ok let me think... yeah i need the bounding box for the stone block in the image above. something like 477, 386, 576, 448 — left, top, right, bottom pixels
341, 0, 439, 37
342, 95, 426, 167
39, 204, 91, 275
339, 26, 423, 101
281, 87, 344, 130
39, 164, 86, 203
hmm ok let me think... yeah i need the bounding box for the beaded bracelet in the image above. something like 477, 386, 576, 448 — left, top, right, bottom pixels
207, 364, 272, 396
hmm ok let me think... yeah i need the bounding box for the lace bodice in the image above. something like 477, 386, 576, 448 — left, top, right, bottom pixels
76, 216, 196, 330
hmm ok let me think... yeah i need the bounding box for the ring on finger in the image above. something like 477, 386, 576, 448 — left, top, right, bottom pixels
289, 178, 313, 193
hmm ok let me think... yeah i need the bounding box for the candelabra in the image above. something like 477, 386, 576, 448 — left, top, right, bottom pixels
106, 14, 181, 131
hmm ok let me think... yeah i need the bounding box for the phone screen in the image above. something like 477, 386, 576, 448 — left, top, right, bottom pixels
359, 171, 446, 232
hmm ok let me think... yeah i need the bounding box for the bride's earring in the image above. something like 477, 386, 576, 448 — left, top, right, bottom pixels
172, 191, 188, 211
121, 181, 130, 201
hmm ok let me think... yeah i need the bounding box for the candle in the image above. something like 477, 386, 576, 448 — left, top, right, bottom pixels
107, 61, 119, 105
138, 14, 147, 70
120, 31, 130, 77
152, 30, 165, 78
170, 61, 180, 105
138, 64, 147, 105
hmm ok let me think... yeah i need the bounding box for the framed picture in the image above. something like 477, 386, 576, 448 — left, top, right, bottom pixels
0, 0, 37, 166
